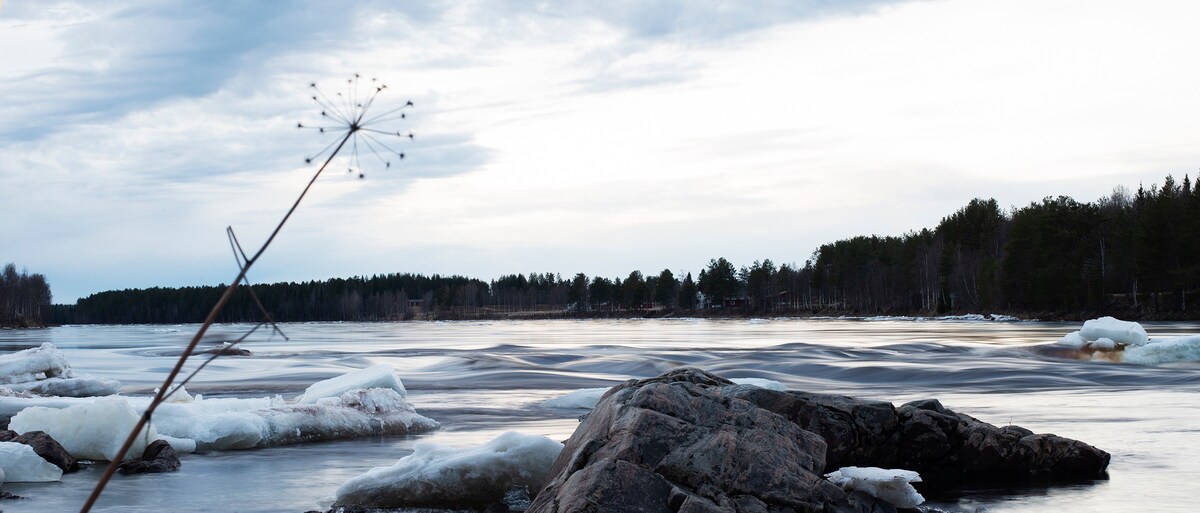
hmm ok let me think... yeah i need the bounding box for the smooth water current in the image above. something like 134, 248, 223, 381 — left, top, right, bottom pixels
1, 318, 1198, 512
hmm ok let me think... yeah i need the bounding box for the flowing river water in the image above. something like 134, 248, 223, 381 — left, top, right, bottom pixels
1, 318, 1198, 512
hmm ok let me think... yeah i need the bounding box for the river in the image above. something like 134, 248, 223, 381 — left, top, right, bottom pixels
1, 318, 1198, 512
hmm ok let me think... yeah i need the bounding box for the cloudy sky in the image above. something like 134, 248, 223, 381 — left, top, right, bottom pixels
2, 0, 1198, 302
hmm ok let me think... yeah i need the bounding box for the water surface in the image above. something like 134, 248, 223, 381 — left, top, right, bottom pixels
1, 319, 1197, 512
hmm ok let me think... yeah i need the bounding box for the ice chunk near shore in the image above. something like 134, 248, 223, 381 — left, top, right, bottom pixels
825, 466, 924, 509
297, 364, 407, 404
9, 397, 157, 461
0, 442, 63, 482
2, 377, 121, 397
332, 431, 563, 509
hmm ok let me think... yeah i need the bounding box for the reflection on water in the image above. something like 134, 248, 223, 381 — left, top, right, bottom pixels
1, 319, 1198, 512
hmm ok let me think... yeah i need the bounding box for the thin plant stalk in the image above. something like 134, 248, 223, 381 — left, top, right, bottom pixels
79, 130, 354, 513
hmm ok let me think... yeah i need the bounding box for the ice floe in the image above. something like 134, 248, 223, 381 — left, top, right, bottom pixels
0, 343, 119, 397
1049, 316, 1200, 365
3, 367, 437, 455
825, 466, 924, 509
332, 431, 563, 509
9, 397, 157, 461
0, 441, 63, 482
297, 364, 407, 403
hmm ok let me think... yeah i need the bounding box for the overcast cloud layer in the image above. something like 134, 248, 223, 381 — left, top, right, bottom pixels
2, 0, 1199, 302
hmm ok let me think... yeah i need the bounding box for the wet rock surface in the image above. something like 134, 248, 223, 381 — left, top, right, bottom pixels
117, 439, 181, 474
529, 368, 1110, 513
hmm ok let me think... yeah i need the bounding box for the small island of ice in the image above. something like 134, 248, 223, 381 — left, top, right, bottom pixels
825, 466, 924, 509
1050, 316, 1200, 365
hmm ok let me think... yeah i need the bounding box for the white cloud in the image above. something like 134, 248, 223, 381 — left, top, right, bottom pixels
2, 0, 1199, 302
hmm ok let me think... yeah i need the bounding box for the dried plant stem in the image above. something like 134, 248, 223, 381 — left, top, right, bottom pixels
79, 130, 354, 513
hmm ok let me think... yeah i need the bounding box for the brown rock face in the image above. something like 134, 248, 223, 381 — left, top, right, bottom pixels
530, 368, 1110, 513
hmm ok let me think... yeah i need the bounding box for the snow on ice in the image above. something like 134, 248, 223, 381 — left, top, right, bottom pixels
0, 441, 63, 482
825, 466, 924, 509
332, 431, 563, 509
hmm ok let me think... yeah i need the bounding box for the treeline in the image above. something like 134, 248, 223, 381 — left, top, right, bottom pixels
806, 175, 1200, 316
1, 263, 52, 327
53, 174, 1200, 324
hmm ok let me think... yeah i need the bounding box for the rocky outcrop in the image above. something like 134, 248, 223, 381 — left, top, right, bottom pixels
727, 388, 1110, 486
528, 369, 890, 513
117, 439, 180, 474
529, 368, 1109, 513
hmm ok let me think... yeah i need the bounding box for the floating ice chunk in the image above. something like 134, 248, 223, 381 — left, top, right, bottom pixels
9, 397, 156, 461
0, 343, 73, 384
1090, 337, 1117, 351
333, 431, 563, 509
0, 395, 92, 426
1056, 331, 1088, 348
729, 377, 787, 391
298, 365, 407, 404
150, 389, 436, 451
153, 385, 194, 403
540, 387, 608, 409
3, 376, 121, 397
825, 466, 924, 509
0, 442, 63, 482
1123, 336, 1200, 365
1079, 317, 1148, 347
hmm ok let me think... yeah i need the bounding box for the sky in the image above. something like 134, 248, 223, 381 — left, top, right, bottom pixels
2, 0, 1199, 303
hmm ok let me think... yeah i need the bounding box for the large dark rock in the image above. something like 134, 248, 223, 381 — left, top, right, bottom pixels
12, 430, 78, 472
724, 387, 1110, 486
528, 368, 887, 513
530, 368, 1110, 513
117, 439, 181, 474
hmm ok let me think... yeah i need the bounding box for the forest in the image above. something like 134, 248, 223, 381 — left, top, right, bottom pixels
46, 174, 1200, 324
0, 263, 53, 327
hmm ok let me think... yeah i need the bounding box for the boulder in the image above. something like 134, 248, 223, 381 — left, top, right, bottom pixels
530, 368, 1110, 513
117, 439, 180, 474
724, 387, 1110, 486
12, 430, 77, 472
528, 368, 884, 513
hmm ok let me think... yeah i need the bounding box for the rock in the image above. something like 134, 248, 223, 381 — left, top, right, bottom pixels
117, 439, 180, 474
725, 389, 1110, 486
12, 430, 77, 472
530, 368, 1110, 513
0, 430, 15, 442
202, 344, 251, 356
528, 368, 881, 513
